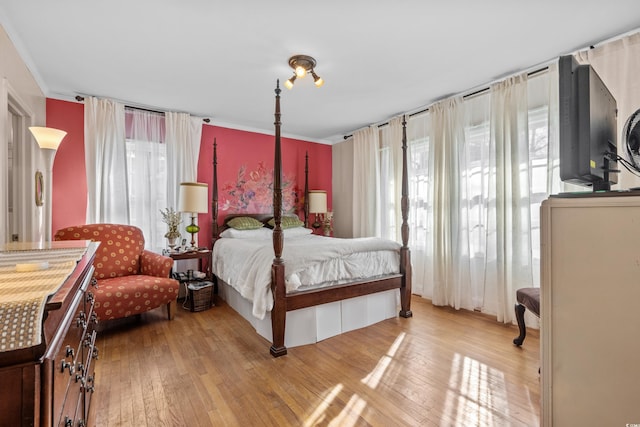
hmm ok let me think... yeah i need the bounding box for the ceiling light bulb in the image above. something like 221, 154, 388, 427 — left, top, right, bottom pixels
285, 75, 296, 90
311, 71, 324, 88
295, 65, 307, 78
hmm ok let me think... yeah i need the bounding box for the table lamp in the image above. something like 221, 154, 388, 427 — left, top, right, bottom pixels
308, 190, 327, 229
178, 182, 208, 250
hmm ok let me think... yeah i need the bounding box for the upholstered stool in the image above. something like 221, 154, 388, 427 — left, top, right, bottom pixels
513, 287, 540, 346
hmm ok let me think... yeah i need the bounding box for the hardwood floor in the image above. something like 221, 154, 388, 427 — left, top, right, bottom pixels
89, 297, 540, 426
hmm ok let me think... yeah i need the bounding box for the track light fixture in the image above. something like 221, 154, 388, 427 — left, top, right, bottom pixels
285, 54, 324, 89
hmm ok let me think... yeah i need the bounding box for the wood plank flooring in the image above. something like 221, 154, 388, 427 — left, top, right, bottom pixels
89, 297, 540, 426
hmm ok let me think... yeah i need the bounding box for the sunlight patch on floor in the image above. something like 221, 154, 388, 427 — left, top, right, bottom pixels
304, 383, 343, 427
361, 332, 406, 389
328, 394, 368, 427
443, 353, 510, 426
305, 333, 407, 426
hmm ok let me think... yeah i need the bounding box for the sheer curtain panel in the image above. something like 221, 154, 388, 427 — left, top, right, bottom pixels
84, 97, 128, 224
485, 75, 535, 323
428, 98, 475, 309
165, 112, 202, 208
125, 108, 166, 252
165, 112, 203, 245
379, 117, 404, 242
352, 125, 381, 237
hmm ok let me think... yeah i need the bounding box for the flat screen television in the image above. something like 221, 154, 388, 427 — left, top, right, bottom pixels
559, 55, 618, 191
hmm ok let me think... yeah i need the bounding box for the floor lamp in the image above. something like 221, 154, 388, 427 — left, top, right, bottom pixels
29, 126, 67, 242
178, 182, 209, 250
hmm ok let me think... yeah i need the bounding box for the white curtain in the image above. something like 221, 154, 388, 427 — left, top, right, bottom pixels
393, 69, 559, 324
379, 116, 404, 242
84, 97, 128, 224
485, 75, 535, 323
165, 112, 202, 208
352, 125, 381, 237
404, 112, 433, 298
165, 112, 203, 246
84, 99, 203, 250
429, 98, 473, 309
126, 108, 166, 252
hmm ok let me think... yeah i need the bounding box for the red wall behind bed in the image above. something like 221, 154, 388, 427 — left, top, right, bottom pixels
47, 98, 332, 247
197, 124, 332, 246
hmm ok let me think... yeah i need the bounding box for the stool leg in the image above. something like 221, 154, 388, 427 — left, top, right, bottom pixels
513, 303, 527, 346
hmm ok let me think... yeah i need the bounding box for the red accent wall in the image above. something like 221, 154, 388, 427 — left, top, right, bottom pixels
197, 125, 332, 246
47, 99, 332, 247
47, 99, 87, 238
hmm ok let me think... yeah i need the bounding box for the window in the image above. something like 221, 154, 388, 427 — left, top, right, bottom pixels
124, 108, 167, 251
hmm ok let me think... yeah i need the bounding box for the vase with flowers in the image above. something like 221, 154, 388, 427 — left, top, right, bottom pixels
160, 207, 182, 252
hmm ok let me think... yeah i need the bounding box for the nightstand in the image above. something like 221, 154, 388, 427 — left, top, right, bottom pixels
169, 249, 212, 281
168, 250, 216, 310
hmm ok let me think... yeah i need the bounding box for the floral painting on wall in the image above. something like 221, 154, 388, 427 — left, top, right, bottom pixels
220, 162, 300, 214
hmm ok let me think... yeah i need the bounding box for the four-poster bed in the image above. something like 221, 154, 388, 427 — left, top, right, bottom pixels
211, 82, 412, 357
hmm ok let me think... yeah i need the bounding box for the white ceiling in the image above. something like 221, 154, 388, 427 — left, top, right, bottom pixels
1, 1, 640, 144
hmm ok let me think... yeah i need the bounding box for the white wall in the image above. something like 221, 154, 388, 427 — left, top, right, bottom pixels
331, 139, 354, 238
0, 23, 46, 243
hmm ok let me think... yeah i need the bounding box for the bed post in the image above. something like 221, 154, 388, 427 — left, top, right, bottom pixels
304, 151, 309, 227
212, 138, 219, 247
270, 80, 287, 357
399, 115, 413, 318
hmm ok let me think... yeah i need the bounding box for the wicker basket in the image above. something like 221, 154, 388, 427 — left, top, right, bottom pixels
186, 281, 214, 312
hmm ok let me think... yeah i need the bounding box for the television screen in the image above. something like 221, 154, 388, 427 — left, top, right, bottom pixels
559, 55, 618, 191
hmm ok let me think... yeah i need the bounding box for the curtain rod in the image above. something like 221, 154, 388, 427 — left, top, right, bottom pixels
342, 65, 550, 140
74, 95, 211, 123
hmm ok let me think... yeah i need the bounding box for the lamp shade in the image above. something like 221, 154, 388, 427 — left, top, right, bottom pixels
178, 182, 208, 213
308, 190, 327, 214
29, 126, 67, 150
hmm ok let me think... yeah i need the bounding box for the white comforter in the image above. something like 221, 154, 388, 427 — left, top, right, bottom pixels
212, 234, 401, 319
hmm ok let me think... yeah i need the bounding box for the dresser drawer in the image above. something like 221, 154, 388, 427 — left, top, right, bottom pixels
52, 289, 86, 427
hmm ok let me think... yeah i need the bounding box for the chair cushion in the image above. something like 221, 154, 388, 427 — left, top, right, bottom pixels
516, 287, 540, 317
93, 275, 179, 320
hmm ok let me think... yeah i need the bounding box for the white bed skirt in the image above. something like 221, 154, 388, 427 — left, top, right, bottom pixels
219, 281, 400, 348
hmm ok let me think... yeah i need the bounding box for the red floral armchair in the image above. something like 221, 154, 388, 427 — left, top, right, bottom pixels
54, 224, 179, 322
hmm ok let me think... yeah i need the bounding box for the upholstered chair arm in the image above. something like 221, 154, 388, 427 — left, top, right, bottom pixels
140, 250, 174, 278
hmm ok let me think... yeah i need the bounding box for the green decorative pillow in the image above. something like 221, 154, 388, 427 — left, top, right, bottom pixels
268, 216, 305, 229
227, 216, 264, 230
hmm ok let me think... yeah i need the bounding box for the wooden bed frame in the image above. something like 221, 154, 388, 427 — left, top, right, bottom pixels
211, 81, 412, 357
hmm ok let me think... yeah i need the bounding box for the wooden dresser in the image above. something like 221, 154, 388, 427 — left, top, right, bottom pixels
540, 194, 640, 425
0, 241, 98, 427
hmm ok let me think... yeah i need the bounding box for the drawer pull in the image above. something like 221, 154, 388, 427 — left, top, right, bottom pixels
64, 416, 73, 427
83, 375, 95, 393
60, 360, 75, 376
65, 345, 74, 358
75, 363, 85, 381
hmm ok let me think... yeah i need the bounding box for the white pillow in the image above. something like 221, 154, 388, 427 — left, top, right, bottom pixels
219, 227, 271, 239
219, 226, 312, 239
283, 227, 313, 237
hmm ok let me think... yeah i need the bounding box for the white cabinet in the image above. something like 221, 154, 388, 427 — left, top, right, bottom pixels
541, 194, 640, 426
